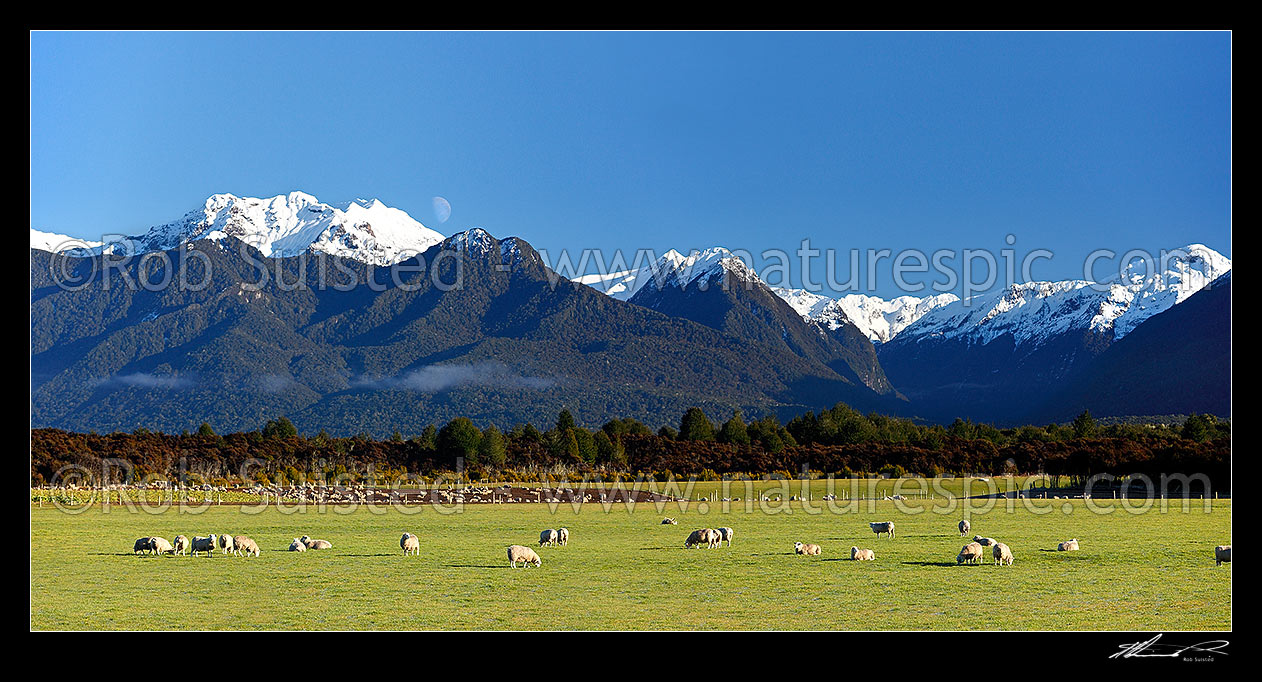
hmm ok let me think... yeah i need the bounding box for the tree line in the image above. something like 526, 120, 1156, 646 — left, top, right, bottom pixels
30, 406, 1230, 488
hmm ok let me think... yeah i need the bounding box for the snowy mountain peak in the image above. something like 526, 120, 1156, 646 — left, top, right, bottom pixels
772, 288, 960, 343
573, 246, 756, 300
889, 244, 1231, 347
31, 192, 445, 267
444, 227, 497, 256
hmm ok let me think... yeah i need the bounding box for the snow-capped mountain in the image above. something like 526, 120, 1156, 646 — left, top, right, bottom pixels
772, 288, 959, 344
874, 244, 1231, 423
893, 244, 1231, 348
573, 249, 721, 301
30, 192, 445, 266
29, 229, 103, 255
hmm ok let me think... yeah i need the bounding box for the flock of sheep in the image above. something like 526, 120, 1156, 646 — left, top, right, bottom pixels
130, 518, 1233, 570
133, 534, 260, 557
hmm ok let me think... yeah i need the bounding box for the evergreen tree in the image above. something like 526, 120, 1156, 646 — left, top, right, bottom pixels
1181, 414, 1212, 442
437, 417, 482, 462
718, 410, 751, 445
1071, 410, 1098, 439
197, 422, 216, 437
557, 409, 576, 432
679, 407, 716, 441
478, 425, 507, 468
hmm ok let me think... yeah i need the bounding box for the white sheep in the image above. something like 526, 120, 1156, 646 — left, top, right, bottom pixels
218, 534, 234, 555
401, 532, 420, 556
794, 542, 822, 556
957, 542, 983, 565
557, 528, 569, 546
958, 519, 971, 536
851, 546, 875, 561
992, 542, 1013, 566
172, 535, 190, 556
150, 536, 174, 555
972, 535, 996, 547
1057, 539, 1079, 552
869, 521, 895, 538
289, 538, 307, 552
301, 535, 333, 550
191, 535, 217, 557
716, 527, 734, 547
233, 535, 260, 557
507, 544, 542, 568
539, 529, 559, 547
1215, 545, 1231, 566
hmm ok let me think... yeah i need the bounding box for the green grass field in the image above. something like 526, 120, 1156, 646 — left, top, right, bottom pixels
30, 490, 1231, 630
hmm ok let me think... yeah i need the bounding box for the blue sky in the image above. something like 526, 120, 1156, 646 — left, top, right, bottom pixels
30, 31, 1230, 297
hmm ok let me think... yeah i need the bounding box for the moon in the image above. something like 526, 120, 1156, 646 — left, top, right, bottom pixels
431, 196, 451, 224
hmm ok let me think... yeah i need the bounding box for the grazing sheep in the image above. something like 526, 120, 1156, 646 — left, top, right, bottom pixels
794, 542, 822, 556
1057, 539, 1079, 552
289, 539, 307, 552
557, 528, 569, 546
685, 529, 718, 549
958, 519, 971, 536
507, 544, 542, 568
133, 537, 154, 554
150, 536, 174, 555
869, 521, 895, 539
539, 529, 559, 547
400, 532, 420, 556
218, 534, 234, 555
957, 542, 984, 565
300, 535, 333, 550
661, 517, 678, 525
1215, 545, 1231, 566
191, 535, 217, 557
851, 546, 875, 561
992, 542, 1013, 566
716, 527, 734, 547
173, 535, 190, 556
232, 535, 260, 557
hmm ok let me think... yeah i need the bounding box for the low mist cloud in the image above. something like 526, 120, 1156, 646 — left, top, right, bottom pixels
353, 362, 555, 393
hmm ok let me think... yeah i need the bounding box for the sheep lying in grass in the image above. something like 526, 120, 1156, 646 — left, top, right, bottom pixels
507, 545, 542, 568
992, 542, 1013, 566
716, 527, 734, 547
1215, 545, 1231, 566
972, 535, 996, 547
289, 539, 307, 552
794, 542, 822, 556
173, 535, 190, 556
233, 535, 260, 557
851, 546, 875, 561
869, 521, 895, 539
191, 535, 217, 558
958, 519, 970, 536
1057, 539, 1079, 552
539, 529, 559, 547
401, 533, 420, 556
661, 518, 677, 525
957, 542, 984, 565
300, 536, 332, 550
218, 534, 234, 555
134, 537, 154, 554
557, 528, 569, 546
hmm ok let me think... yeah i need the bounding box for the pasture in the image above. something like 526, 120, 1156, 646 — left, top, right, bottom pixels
30, 490, 1230, 630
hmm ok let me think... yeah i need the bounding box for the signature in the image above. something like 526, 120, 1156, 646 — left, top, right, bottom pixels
1110, 634, 1229, 660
